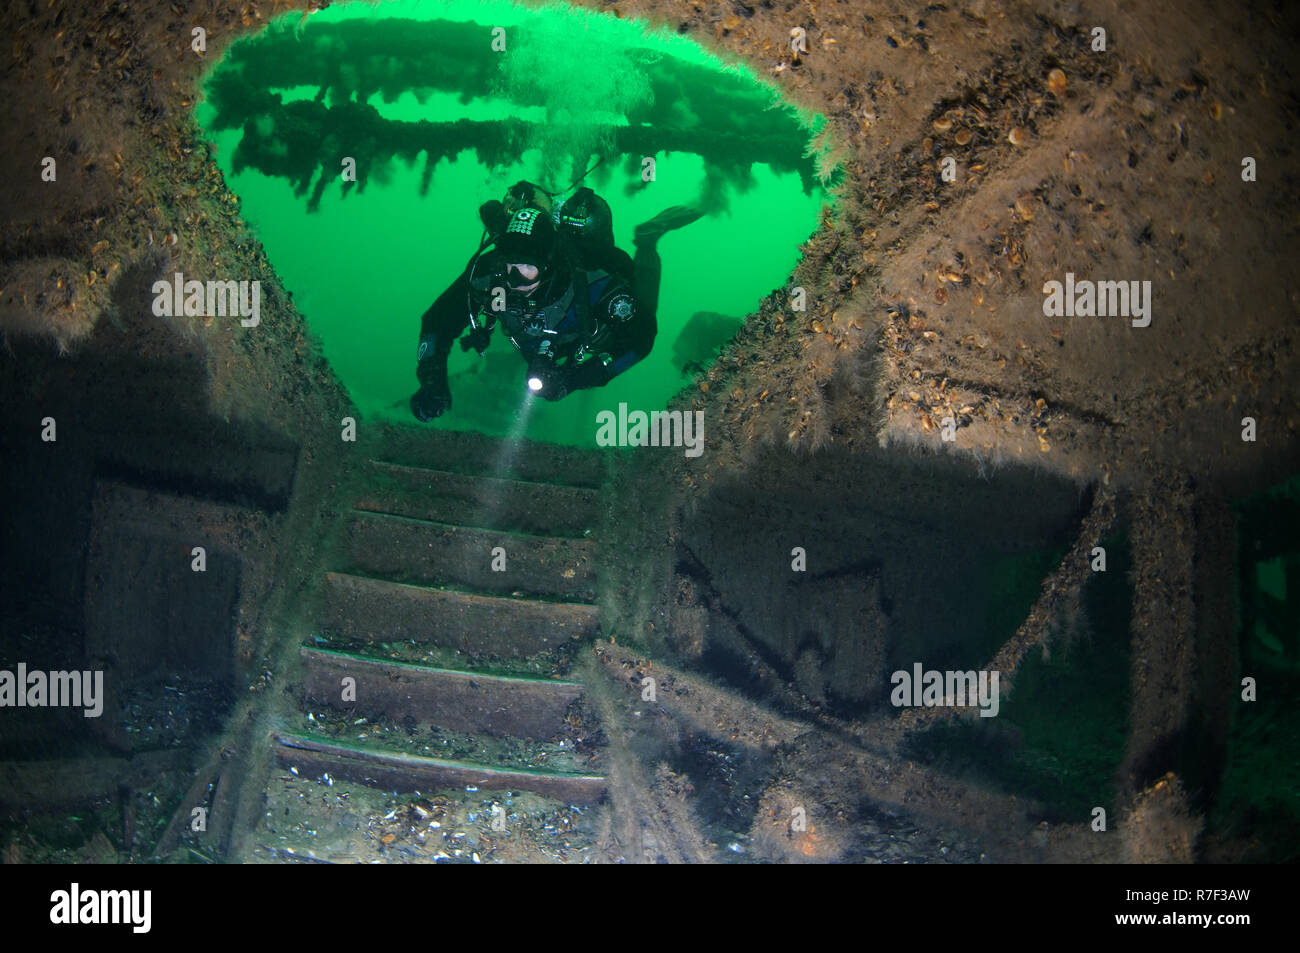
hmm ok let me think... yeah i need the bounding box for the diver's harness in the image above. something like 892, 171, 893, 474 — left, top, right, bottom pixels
460, 241, 609, 361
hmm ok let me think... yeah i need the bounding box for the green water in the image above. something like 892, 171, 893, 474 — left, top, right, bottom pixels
196, 0, 831, 446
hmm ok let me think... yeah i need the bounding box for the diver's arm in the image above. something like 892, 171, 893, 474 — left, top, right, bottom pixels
412, 259, 477, 421
418, 260, 476, 352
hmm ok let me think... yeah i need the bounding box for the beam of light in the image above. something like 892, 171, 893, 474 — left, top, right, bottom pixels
482, 386, 540, 517
498, 383, 540, 463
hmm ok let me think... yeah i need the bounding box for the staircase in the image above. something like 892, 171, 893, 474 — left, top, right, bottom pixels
252, 428, 610, 863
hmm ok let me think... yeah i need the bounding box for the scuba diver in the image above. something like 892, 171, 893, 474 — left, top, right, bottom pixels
410, 178, 702, 420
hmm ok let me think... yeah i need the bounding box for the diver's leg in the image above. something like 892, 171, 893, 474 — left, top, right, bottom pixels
630, 205, 702, 328
632, 240, 662, 343
412, 265, 474, 420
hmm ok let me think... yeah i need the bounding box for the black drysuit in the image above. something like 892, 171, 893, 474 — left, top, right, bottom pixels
414, 225, 661, 406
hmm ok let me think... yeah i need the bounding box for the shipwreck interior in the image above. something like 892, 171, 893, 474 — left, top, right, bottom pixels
1, 0, 1297, 866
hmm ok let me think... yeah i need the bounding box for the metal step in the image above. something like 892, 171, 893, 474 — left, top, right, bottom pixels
273, 732, 606, 804
321, 571, 599, 658
362, 423, 604, 489
341, 511, 596, 602
300, 647, 584, 739
356, 460, 598, 538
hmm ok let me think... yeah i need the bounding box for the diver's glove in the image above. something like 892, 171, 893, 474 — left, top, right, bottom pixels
411, 380, 451, 421
564, 352, 618, 393
411, 334, 452, 421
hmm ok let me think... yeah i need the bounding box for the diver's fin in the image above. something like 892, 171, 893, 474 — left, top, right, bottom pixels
634, 206, 704, 247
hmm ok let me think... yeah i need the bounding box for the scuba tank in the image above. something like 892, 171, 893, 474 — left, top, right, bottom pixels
555, 186, 614, 250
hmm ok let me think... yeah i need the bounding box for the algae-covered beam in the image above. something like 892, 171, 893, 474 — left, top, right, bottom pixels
1120, 471, 1197, 793
203, 14, 819, 212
